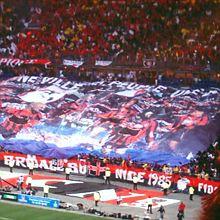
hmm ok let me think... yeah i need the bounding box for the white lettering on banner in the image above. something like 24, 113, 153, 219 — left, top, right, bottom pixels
9, 76, 161, 92
48, 161, 59, 171
26, 155, 38, 169
79, 165, 87, 175
198, 183, 218, 194
137, 172, 145, 183
148, 173, 158, 186
25, 59, 34, 64
115, 169, 127, 180
49, 78, 59, 84
3, 156, 88, 174
115, 169, 145, 183
12, 59, 23, 67
41, 77, 54, 84
0, 58, 23, 67
15, 76, 74, 90
38, 160, 49, 170
52, 166, 64, 172
126, 83, 145, 90
127, 171, 136, 181
8, 59, 21, 67
152, 86, 167, 95
0, 58, 51, 67
66, 162, 87, 174
4, 156, 14, 166
53, 79, 64, 87
2, 155, 219, 194
16, 157, 27, 168
148, 173, 172, 187
61, 81, 74, 90
28, 76, 38, 84
16, 75, 29, 83
107, 81, 147, 91
170, 89, 207, 98
68, 163, 79, 174
0, 58, 8, 65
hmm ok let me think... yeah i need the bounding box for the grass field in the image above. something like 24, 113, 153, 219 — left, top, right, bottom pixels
0, 201, 104, 220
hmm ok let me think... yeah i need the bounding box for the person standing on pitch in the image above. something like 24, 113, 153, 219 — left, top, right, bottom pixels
189, 186, 195, 201
178, 201, 186, 217
28, 160, 34, 175
105, 167, 111, 185
43, 184, 49, 197
9, 159, 15, 173
132, 174, 139, 190
65, 167, 72, 180
117, 195, 122, 205
177, 211, 184, 220
162, 181, 169, 195
26, 175, 32, 187
26, 154, 36, 175
147, 196, 153, 214
94, 191, 101, 206
157, 205, 165, 220
17, 175, 24, 191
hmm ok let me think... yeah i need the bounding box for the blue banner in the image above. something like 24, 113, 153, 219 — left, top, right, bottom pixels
17, 194, 60, 208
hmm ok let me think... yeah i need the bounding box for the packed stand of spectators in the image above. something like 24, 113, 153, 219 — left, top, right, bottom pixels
0, 0, 220, 70
73, 137, 220, 180
1, 62, 219, 89
190, 139, 220, 180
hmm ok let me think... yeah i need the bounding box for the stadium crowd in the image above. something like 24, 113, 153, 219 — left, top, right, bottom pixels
0, 1, 219, 220
1, 63, 219, 89
63, 137, 220, 180
0, 0, 219, 183
0, 0, 220, 70
0, 0, 220, 89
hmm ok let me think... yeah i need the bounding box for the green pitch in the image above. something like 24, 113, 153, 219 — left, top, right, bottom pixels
0, 202, 104, 220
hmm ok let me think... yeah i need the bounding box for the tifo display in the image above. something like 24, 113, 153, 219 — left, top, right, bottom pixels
0, 76, 219, 166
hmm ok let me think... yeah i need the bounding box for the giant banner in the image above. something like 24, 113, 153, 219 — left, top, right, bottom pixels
0, 76, 220, 165
1, 152, 219, 194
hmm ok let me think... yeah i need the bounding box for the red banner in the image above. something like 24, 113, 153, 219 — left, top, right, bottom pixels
0, 58, 51, 67
0, 151, 219, 194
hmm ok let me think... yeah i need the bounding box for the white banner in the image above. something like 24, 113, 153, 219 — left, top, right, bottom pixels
95, 60, 112, 66
63, 59, 84, 68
